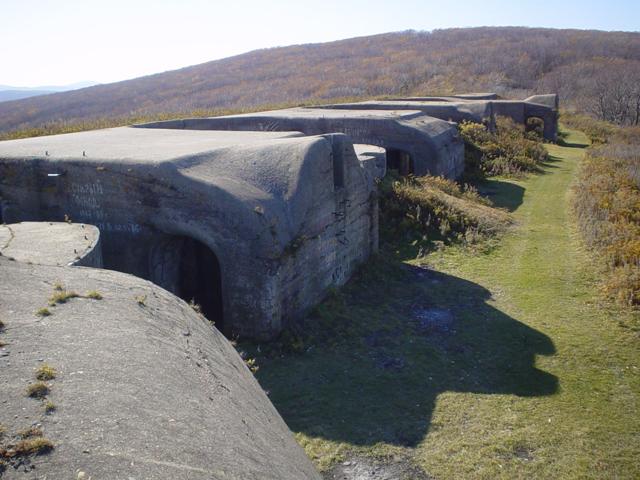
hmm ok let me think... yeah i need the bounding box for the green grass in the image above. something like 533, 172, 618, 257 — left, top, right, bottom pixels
12, 437, 54, 456
35, 307, 51, 317
246, 129, 640, 478
35, 364, 56, 381
86, 290, 103, 300
26, 382, 49, 398
48, 289, 79, 306
43, 401, 56, 414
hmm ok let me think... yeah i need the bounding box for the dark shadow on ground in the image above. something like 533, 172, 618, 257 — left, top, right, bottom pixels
249, 255, 558, 448
476, 179, 525, 212
557, 138, 589, 149
536, 154, 564, 174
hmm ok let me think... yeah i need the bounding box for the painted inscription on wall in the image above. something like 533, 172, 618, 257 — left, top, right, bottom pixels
70, 180, 141, 235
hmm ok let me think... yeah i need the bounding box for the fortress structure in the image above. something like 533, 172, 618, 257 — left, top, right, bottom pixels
0, 93, 558, 477
0, 128, 378, 340
0, 93, 558, 341
136, 107, 466, 177
318, 93, 559, 141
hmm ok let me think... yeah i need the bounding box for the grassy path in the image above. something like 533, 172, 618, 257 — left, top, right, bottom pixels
252, 129, 639, 479
422, 129, 639, 478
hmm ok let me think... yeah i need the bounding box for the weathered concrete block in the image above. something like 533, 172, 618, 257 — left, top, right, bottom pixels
354, 144, 386, 183
322, 93, 559, 141
0, 127, 377, 340
0, 221, 102, 267
317, 99, 494, 129
136, 107, 466, 178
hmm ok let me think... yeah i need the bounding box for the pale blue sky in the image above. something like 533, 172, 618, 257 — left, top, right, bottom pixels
1, 0, 638, 87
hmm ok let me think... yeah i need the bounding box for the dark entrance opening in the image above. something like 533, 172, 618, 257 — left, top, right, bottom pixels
386, 148, 414, 175
525, 117, 545, 140
179, 237, 224, 333
149, 235, 225, 333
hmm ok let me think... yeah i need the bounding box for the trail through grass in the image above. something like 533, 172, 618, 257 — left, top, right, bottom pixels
248, 129, 639, 479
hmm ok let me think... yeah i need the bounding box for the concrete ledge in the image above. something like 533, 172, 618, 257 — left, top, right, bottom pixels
135, 108, 466, 178
0, 222, 102, 267
0, 256, 321, 479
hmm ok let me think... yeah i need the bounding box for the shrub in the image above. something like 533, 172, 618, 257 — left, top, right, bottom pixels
17, 427, 42, 439
561, 112, 615, 144
573, 123, 640, 306
459, 117, 548, 177
35, 308, 51, 317
26, 382, 49, 398
245, 358, 260, 374
525, 117, 545, 140
13, 438, 53, 456
379, 171, 511, 243
86, 290, 103, 300
135, 294, 147, 306
36, 364, 56, 381
48, 290, 79, 306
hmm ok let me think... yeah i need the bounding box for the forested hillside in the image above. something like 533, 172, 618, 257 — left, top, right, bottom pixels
1, 27, 639, 135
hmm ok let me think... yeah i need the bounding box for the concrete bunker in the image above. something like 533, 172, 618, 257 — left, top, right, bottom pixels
323, 94, 560, 142
317, 99, 495, 130
0, 127, 378, 340
135, 107, 466, 179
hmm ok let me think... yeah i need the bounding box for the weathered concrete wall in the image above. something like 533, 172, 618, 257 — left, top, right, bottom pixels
523, 94, 559, 141
0, 127, 377, 340
525, 94, 559, 110
451, 93, 499, 100
490, 99, 559, 141
0, 255, 321, 479
354, 144, 386, 182
316, 100, 494, 129
320, 93, 559, 141
0, 222, 102, 267
135, 108, 465, 178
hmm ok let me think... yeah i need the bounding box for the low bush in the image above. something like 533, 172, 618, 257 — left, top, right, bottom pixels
459, 116, 548, 177
573, 123, 640, 306
561, 112, 615, 145
48, 289, 79, 306
35, 364, 56, 381
26, 382, 49, 398
13, 437, 54, 456
379, 172, 511, 244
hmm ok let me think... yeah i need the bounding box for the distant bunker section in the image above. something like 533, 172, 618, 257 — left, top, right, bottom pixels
0, 222, 102, 267
387, 94, 559, 141
315, 100, 495, 130
0, 127, 378, 340
135, 107, 466, 179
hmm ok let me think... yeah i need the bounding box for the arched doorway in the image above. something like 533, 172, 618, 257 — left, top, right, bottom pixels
525, 117, 545, 140
386, 148, 414, 175
149, 235, 225, 333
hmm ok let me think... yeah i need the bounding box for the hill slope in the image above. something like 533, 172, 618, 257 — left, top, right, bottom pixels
0, 90, 56, 102
1, 27, 639, 134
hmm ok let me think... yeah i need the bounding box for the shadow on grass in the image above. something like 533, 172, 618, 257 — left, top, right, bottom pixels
252, 254, 558, 448
476, 179, 525, 212
557, 138, 589, 149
